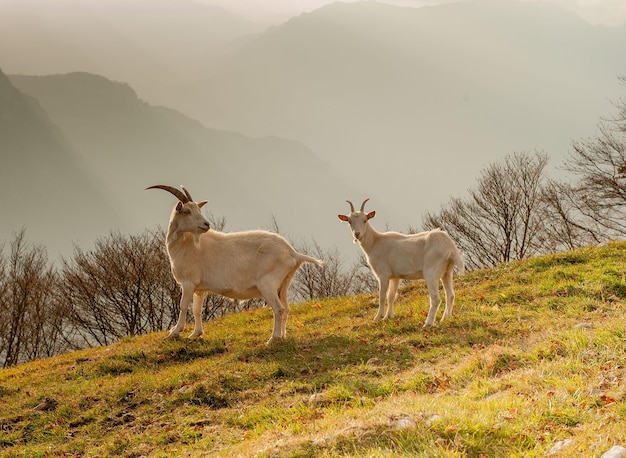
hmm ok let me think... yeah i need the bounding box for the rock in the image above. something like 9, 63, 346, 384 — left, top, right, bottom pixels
390, 415, 415, 430
548, 439, 573, 455
308, 392, 331, 406
426, 414, 442, 426
33, 397, 58, 411
601, 445, 626, 458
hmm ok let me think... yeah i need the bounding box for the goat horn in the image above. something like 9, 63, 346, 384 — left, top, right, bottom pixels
181, 185, 193, 202
146, 185, 190, 203
360, 199, 370, 212
346, 200, 355, 213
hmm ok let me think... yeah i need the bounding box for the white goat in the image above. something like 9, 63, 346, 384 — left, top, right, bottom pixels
148, 185, 323, 344
338, 199, 464, 327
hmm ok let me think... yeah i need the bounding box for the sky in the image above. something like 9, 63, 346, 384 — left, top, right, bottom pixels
200, 0, 626, 26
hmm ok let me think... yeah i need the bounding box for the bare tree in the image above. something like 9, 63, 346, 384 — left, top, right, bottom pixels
559, 98, 626, 239
539, 178, 604, 252
0, 230, 61, 367
292, 239, 370, 301
538, 77, 626, 246
423, 151, 550, 269
353, 253, 380, 294
59, 229, 178, 347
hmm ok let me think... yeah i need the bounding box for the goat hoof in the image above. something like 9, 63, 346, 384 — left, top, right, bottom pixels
422, 323, 434, 329
188, 333, 203, 339
266, 336, 283, 345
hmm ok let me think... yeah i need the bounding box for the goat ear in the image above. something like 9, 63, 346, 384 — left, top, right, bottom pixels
338, 214, 349, 222
198, 200, 209, 208
367, 211, 376, 220
176, 201, 184, 212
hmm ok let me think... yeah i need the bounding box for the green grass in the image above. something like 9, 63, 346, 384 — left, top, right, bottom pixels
1, 241, 625, 457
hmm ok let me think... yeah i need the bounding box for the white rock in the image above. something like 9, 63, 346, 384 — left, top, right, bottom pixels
426, 414, 442, 426
548, 439, 573, 455
601, 445, 626, 458
392, 416, 416, 430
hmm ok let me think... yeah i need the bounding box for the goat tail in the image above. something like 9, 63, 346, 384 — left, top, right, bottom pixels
295, 252, 324, 267
451, 248, 465, 275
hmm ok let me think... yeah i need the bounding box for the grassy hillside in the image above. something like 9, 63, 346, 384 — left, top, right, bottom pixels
1, 242, 625, 457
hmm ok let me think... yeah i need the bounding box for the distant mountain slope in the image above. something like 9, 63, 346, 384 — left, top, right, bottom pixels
4, 0, 624, 239
181, 0, 626, 224
9, 72, 360, 256
0, 68, 123, 258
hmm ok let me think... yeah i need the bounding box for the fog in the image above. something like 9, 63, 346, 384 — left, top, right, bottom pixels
200, 0, 626, 26
1, 0, 625, 261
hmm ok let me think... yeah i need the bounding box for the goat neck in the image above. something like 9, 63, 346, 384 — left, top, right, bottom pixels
165, 216, 192, 258
165, 203, 211, 253
356, 220, 380, 250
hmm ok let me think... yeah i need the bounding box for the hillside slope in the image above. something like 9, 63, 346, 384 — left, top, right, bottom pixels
1, 241, 625, 457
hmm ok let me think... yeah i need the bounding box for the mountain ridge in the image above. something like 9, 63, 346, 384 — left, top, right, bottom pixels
2, 0, 625, 255
6, 71, 363, 259
183, 0, 626, 225
0, 68, 123, 257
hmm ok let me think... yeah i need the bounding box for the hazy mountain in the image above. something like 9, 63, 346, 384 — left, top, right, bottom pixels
0, 68, 124, 258
3, 0, 625, 252
202, 0, 626, 27
9, 72, 361, 257
178, 0, 626, 225
0, 0, 261, 107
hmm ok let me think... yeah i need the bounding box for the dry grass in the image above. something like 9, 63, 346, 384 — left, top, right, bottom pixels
1, 241, 625, 457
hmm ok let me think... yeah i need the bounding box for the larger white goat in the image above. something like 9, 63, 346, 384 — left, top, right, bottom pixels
338, 199, 464, 327
148, 185, 323, 344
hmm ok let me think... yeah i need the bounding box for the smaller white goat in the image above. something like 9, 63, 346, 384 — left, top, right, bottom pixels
148, 185, 323, 344
338, 199, 464, 327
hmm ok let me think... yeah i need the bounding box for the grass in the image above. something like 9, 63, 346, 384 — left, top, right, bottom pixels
1, 241, 625, 457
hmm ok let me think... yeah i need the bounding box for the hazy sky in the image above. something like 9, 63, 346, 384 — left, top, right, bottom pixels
200, 0, 626, 26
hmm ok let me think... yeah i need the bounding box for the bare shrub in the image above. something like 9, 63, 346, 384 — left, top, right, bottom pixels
538, 179, 604, 252
59, 228, 178, 347
539, 77, 626, 248
423, 151, 549, 269
560, 106, 626, 239
292, 239, 376, 301
0, 230, 62, 367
